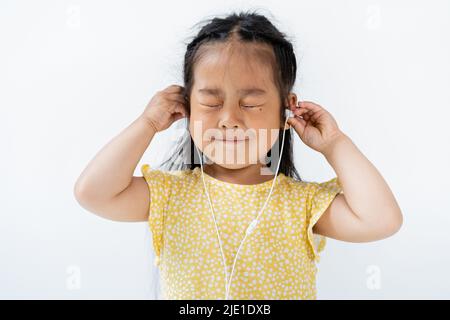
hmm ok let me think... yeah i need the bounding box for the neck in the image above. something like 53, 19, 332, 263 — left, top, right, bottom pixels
202, 163, 276, 185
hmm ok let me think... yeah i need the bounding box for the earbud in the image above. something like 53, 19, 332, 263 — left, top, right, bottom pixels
285, 109, 294, 119
282, 108, 293, 130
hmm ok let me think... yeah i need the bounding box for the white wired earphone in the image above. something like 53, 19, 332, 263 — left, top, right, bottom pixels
194, 107, 294, 300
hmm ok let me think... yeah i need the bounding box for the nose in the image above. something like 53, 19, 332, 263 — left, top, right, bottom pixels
218, 107, 243, 130
220, 121, 239, 129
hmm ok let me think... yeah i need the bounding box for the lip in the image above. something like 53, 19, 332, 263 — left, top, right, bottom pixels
212, 137, 249, 143
220, 140, 247, 143
211, 137, 249, 142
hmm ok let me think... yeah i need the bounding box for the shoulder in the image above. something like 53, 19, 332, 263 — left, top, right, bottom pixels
305, 177, 343, 200
280, 174, 310, 195
280, 175, 343, 207
284, 174, 341, 194
140, 164, 198, 189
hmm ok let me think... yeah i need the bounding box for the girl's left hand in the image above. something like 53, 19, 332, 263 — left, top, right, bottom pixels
287, 101, 345, 155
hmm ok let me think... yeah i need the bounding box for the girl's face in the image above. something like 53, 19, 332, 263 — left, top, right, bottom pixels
189, 42, 287, 170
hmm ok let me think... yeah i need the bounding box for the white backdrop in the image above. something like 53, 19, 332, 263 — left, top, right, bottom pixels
1, 0, 449, 299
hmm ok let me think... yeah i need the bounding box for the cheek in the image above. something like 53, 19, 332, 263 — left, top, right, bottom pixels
189, 106, 215, 126
255, 128, 281, 155
251, 115, 282, 144
189, 109, 209, 125
188, 118, 203, 146
188, 116, 216, 153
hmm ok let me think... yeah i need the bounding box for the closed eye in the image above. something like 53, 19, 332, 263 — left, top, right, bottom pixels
202, 105, 220, 108
200, 104, 261, 108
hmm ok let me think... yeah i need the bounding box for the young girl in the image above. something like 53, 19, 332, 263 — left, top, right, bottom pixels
74, 11, 403, 300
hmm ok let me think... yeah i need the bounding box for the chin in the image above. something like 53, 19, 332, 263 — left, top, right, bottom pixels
211, 162, 252, 170
205, 153, 267, 170
199, 141, 270, 169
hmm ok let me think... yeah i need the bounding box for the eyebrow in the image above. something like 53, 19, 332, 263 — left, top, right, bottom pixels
198, 87, 267, 97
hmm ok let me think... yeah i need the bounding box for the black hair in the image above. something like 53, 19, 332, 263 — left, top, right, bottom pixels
159, 10, 302, 181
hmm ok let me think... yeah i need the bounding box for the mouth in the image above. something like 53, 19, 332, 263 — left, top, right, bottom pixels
211, 137, 249, 143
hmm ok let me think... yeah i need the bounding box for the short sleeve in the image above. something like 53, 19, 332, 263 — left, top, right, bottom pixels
306, 177, 343, 263
140, 163, 173, 266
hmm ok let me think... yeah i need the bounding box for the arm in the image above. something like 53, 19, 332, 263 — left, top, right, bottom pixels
313, 133, 404, 242
73, 116, 157, 222
74, 85, 187, 222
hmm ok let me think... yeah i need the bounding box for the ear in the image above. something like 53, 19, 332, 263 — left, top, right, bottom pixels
284, 92, 298, 110
282, 92, 298, 129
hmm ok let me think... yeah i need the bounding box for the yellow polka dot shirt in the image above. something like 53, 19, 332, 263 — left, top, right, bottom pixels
141, 164, 343, 300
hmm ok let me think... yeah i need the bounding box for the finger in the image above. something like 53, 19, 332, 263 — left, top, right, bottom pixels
165, 99, 184, 114
171, 112, 186, 122
287, 116, 306, 136
289, 103, 300, 112
298, 102, 324, 122
307, 107, 327, 122
301, 113, 311, 122
296, 102, 315, 114
293, 108, 308, 117
297, 116, 307, 127
162, 91, 188, 107
163, 85, 185, 94
299, 101, 323, 112
294, 107, 314, 121
166, 93, 188, 106
173, 102, 188, 117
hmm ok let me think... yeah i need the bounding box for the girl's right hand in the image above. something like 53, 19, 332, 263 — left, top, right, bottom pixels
140, 84, 189, 132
